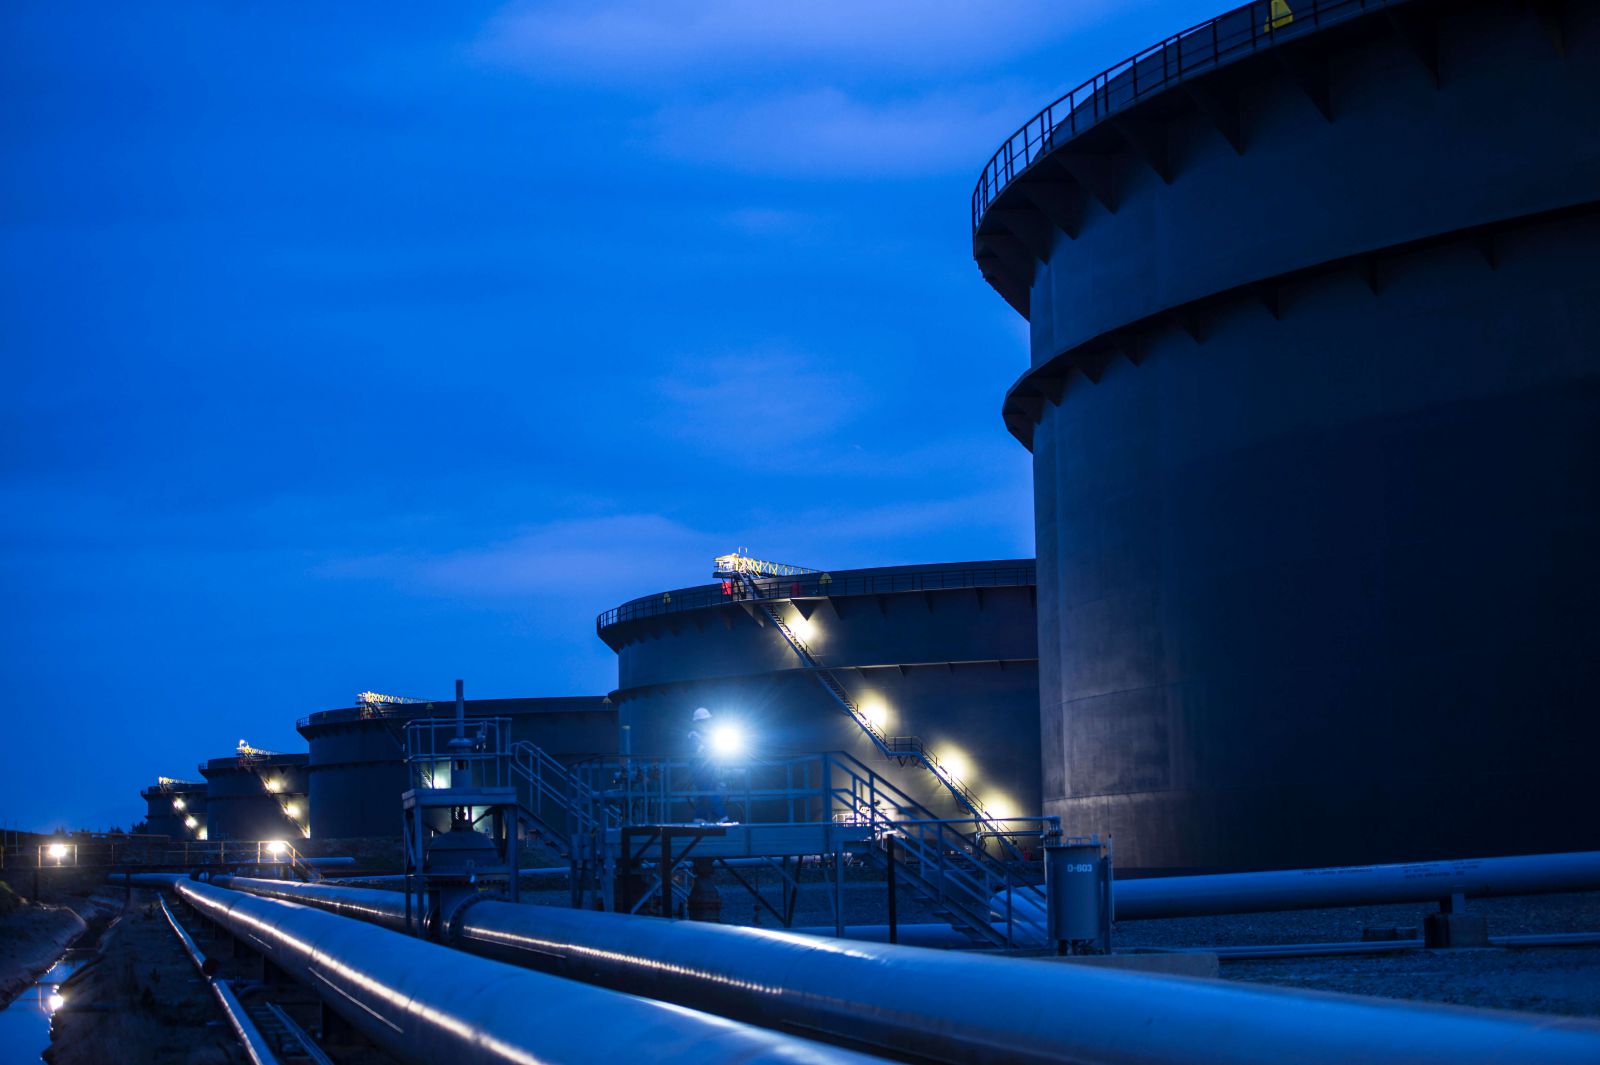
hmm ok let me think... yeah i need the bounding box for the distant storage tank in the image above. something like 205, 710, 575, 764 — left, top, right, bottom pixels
971, 0, 1600, 871
598, 561, 1040, 820
199, 748, 309, 842
297, 696, 615, 841
140, 779, 207, 840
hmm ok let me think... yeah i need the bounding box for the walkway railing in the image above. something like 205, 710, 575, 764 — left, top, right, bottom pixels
598, 563, 1034, 632
2, 836, 315, 873
972, 0, 1408, 231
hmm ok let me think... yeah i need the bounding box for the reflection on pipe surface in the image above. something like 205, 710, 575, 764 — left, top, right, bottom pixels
217, 876, 1600, 1065
1112, 850, 1600, 920
169, 878, 876, 1065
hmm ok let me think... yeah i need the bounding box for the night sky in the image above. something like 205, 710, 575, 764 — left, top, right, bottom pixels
4, 1, 1216, 833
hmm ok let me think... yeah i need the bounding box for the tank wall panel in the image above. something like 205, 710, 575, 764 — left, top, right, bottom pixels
1033, 212, 1600, 871
615, 660, 1041, 821
1028, 3, 1600, 365
202, 758, 308, 842
615, 585, 1037, 690
301, 699, 616, 841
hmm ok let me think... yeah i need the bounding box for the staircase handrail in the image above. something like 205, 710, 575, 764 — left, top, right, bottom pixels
825, 750, 1045, 905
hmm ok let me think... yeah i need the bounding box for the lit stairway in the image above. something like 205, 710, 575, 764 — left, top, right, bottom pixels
829, 750, 1044, 947
726, 570, 1004, 831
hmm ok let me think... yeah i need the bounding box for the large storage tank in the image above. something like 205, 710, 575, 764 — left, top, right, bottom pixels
297, 696, 615, 841
199, 750, 309, 842
972, 0, 1600, 871
598, 560, 1041, 821
139, 779, 207, 840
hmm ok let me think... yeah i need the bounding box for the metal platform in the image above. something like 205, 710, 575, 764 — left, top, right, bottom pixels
606, 821, 872, 861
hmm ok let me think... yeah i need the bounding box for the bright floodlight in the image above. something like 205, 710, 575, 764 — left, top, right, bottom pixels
184, 816, 198, 829
46, 843, 68, 861
861, 700, 890, 731
264, 778, 282, 793
47, 991, 65, 1013
709, 722, 745, 758
172, 798, 185, 810
265, 839, 288, 857
284, 802, 301, 819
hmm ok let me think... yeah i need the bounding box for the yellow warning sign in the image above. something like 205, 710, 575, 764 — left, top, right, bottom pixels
1266, 0, 1294, 31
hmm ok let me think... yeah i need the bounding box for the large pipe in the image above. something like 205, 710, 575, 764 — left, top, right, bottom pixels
1114, 850, 1600, 920
155, 877, 874, 1065
215, 876, 1600, 1065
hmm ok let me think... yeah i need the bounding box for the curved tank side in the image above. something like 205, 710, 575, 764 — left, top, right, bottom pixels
299, 697, 616, 841
200, 753, 309, 842
602, 562, 1042, 822
974, 0, 1600, 871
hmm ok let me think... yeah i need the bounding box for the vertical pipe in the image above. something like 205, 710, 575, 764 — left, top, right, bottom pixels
886, 836, 898, 945
833, 843, 844, 938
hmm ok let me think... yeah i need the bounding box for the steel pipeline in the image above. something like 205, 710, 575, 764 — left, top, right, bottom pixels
215, 876, 1600, 1065
143, 876, 875, 1065
1120, 850, 1600, 920
158, 893, 281, 1065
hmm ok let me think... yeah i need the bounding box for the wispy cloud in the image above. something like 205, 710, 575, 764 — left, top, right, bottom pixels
321, 512, 715, 599
651, 87, 1033, 178
646, 346, 865, 460
474, 0, 1117, 86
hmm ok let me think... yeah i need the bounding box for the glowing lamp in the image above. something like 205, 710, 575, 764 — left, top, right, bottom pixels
709, 723, 746, 758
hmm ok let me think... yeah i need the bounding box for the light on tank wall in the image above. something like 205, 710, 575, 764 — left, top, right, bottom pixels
937, 749, 971, 783
787, 611, 816, 643
983, 792, 1017, 821
860, 699, 890, 732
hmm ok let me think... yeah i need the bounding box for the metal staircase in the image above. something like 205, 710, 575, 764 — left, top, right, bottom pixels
507, 740, 615, 860
235, 741, 311, 840
827, 750, 1046, 947
719, 566, 998, 828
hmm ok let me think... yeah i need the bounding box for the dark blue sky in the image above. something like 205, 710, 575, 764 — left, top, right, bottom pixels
3, 0, 1215, 832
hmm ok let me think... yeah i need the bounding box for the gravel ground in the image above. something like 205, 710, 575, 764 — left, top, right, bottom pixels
46, 891, 240, 1065
1117, 890, 1600, 1017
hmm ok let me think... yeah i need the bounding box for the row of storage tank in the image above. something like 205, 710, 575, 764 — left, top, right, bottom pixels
144, 0, 1600, 873
141, 561, 1044, 850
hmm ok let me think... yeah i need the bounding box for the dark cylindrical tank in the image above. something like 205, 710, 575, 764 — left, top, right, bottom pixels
298, 697, 615, 842
139, 779, 207, 840
200, 751, 309, 842
972, 0, 1600, 871
598, 561, 1040, 821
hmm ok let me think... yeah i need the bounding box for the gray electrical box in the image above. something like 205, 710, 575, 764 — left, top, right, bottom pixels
1044, 838, 1111, 954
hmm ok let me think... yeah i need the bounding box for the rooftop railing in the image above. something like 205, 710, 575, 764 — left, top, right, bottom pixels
971, 0, 1406, 232
596, 563, 1036, 632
